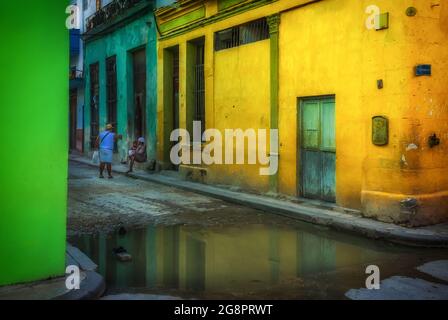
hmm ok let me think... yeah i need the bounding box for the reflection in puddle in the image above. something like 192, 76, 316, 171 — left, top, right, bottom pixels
70, 223, 448, 299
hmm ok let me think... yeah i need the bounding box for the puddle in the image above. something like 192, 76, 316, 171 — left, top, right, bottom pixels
70, 222, 448, 299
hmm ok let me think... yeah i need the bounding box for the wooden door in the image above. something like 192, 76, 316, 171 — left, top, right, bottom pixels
133, 49, 146, 140
300, 97, 336, 202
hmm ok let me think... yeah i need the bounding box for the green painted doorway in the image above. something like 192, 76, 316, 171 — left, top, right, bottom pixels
133, 48, 147, 141
299, 96, 336, 202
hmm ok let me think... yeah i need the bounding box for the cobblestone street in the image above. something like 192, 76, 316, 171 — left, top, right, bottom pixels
68, 161, 294, 235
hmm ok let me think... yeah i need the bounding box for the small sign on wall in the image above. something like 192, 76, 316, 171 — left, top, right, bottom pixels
372, 116, 389, 146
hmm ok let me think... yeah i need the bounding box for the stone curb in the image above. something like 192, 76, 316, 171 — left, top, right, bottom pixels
0, 260, 105, 300
70, 156, 448, 248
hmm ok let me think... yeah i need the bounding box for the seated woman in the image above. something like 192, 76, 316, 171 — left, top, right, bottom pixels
127, 137, 147, 173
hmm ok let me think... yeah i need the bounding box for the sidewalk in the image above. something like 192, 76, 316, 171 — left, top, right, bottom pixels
0, 244, 105, 300
346, 260, 448, 300
69, 155, 448, 248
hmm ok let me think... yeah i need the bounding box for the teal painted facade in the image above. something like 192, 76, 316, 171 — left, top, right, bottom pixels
84, 7, 158, 162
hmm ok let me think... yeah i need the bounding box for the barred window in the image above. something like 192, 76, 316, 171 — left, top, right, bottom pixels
214, 18, 270, 51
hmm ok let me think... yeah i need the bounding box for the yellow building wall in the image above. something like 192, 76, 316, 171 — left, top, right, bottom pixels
156, 0, 315, 192
279, 0, 448, 225
279, 0, 368, 208
157, 0, 448, 226
211, 40, 271, 191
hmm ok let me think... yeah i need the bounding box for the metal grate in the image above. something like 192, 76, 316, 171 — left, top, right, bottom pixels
173, 48, 180, 131
214, 18, 270, 51
194, 42, 205, 138
106, 56, 118, 152
90, 63, 100, 150
133, 49, 147, 140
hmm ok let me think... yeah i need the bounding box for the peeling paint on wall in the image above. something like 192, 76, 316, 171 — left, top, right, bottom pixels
406, 143, 418, 151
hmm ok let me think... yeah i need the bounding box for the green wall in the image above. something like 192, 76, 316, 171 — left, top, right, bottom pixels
0, 2, 68, 285
84, 12, 158, 161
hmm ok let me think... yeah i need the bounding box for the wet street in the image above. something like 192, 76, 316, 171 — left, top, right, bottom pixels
68, 162, 448, 299
68, 161, 294, 235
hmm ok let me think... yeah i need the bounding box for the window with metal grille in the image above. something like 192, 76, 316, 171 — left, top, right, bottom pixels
106, 56, 118, 152
172, 47, 180, 132
90, 62, 100, 150
214, 18, 269, 51
194, 40, 205, 139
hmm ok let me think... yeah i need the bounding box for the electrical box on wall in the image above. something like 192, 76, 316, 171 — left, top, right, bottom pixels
372, 116, 389, 146
376, 12, 389, 30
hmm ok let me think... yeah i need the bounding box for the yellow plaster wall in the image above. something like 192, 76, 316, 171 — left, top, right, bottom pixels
211, 40, 271, 190
157, 0, 448, 225
279, 0, 369, 208
156, 5, 276, 191
156, 1, 317, 175
279, 0, 448, 225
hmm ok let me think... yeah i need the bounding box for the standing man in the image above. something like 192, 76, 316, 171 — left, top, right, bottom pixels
96, 124, 122, 179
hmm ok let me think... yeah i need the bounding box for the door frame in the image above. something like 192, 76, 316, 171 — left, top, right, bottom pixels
162, 45, 180, 169
89, 62, 100, 150
131, 46, 147, 142
297, 95, 336, 201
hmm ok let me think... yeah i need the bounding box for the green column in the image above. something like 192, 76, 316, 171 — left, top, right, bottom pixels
268, 13, 280, 193
0, 2, 68, 286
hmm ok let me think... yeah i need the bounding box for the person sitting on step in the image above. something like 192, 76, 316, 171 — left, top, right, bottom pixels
127, 137, 147, 173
